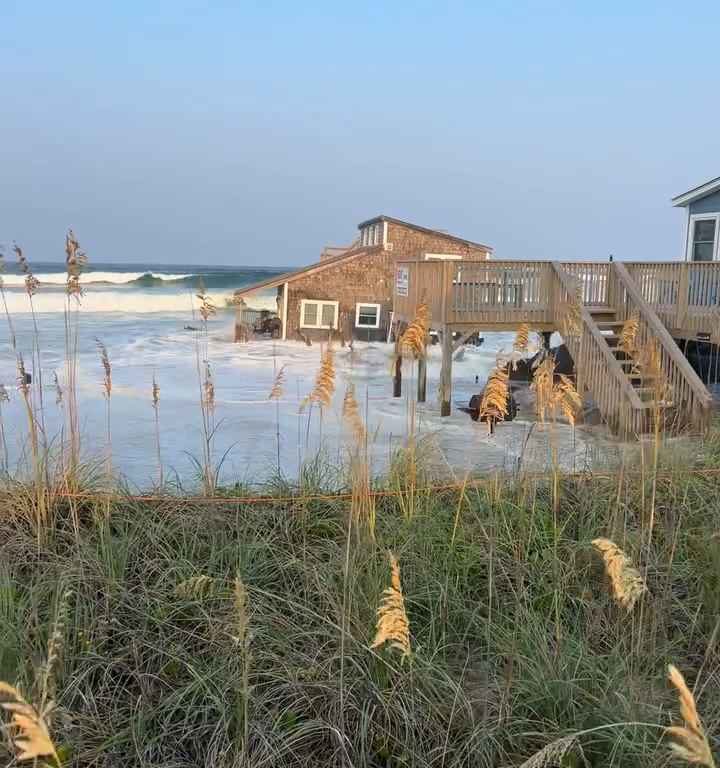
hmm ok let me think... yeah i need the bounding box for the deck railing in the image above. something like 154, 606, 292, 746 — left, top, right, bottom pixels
394, 260, 720, 338
625, 261, 720, 334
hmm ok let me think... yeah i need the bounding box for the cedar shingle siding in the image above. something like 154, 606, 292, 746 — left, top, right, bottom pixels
286, 219, 490, 342
234, 216, 492, 342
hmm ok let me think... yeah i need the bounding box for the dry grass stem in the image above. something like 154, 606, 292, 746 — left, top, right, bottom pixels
592, 538, 648, 612
196, 283, 217, 323
269, 365, 286, 400
0, 682, 60, 765
666, 665, 716, 767
371, 552, 411, 659
479, 366, 509, 434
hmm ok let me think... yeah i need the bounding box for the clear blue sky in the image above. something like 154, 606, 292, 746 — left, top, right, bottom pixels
1, 1, 718, 266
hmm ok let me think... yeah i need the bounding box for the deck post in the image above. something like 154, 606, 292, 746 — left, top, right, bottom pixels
393, 336, 402, 398
677, 264, 689, 330
440, 326, 453, 416
417, 351, 427, 403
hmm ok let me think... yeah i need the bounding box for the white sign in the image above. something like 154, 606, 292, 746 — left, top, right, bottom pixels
395, 267, 409, 296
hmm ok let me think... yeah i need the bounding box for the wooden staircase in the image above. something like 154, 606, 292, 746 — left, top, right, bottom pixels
552, 263, 713, 437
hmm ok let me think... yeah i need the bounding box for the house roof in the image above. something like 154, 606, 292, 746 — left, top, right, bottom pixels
672, 176, 720, 207
357, 215, 493, 252
233, 245, 383, 299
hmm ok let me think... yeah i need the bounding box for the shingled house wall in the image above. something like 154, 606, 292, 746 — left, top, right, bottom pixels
284, 221, 489, 342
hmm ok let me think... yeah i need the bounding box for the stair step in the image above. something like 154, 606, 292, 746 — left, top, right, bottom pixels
596, 320, 626, 328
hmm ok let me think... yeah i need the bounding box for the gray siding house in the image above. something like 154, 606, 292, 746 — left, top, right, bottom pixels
672, 176, 720, 262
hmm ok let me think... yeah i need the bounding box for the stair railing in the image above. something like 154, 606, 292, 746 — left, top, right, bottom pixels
612, 262, 713, 434
551, 263, 644, 435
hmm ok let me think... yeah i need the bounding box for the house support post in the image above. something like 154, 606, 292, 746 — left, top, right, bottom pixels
417, 351, 427, 403
541, 331, 552, 350
440, 326, 453, 416
393, 356, 402, 398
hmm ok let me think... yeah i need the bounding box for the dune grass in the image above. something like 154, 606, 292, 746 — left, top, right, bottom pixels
0, 426, 719, 767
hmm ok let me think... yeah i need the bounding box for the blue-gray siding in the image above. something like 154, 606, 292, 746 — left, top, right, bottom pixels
689, 189, 720, 215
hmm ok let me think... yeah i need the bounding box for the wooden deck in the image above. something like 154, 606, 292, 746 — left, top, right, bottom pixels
393, 260, 719, 436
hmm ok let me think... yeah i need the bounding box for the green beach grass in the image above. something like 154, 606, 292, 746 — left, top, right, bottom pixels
1, 426, 719, 767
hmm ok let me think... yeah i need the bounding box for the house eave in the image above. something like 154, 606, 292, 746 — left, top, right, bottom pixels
672, 176, 720, 207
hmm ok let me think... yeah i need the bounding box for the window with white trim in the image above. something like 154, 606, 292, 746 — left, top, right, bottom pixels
688, 215, 720, 262
355, 302, 381, 329
300, 299, 339, 329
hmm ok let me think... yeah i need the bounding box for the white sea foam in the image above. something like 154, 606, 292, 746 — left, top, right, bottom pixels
1, 288, 278, 314
0, 271, 194, 286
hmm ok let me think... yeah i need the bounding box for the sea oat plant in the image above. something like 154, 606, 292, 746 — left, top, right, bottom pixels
95, 339, 112, 473
552, 374, 582, 426
152, 375, 163, 487
342, 384, 375, 538
63, 229, 87, 484
592, 537, 648, 612
269, 357, 286, 474
234, 576, 251, 761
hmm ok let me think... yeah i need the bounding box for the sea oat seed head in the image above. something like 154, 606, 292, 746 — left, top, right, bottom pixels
95, 338, 112, 398
0, 682, 60, 764
666, 665, 716, 767
479, 365, 509, 434
301, 345, 335, 411
371, 552, 411, 659
269, 365, 286, 400
342, 384, 366, 443
592, 538, 648, 612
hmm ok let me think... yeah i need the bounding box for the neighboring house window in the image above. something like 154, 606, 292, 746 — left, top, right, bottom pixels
355, 302, 381, 329
424, 253, 463, 261
300, 299, 339, 329
688, 215, 719, 262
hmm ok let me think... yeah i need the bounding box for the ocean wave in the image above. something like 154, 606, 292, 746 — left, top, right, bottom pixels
1, 271, 195, 287
2, 288, 278, 314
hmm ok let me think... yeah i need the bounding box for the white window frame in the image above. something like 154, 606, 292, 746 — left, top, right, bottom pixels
299, 299, 339, 329
354, 302, 381, 329
424, 252, 463, 261
686, 213, 720, 262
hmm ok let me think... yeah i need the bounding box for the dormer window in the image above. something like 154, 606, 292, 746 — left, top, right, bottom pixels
360, 222, 384, 247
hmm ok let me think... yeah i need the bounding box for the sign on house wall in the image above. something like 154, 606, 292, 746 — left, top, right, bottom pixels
395, 266, 409, 296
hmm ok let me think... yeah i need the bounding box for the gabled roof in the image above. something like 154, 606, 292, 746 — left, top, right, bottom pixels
357, 215, 493, 252
233, 245, 383, 298
672, 176, 720, 207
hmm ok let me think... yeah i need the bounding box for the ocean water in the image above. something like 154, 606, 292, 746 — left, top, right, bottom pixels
0, 262, 289, 486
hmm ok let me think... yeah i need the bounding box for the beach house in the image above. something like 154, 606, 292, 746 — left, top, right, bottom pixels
672, 175, 720, 262
233, 215, 492, 342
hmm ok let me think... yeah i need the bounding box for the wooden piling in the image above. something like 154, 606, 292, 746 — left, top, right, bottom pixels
440, 327, 452, 416
417, 353, 427, 402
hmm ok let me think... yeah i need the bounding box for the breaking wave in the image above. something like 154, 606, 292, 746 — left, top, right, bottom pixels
1, 271, 195, 287
1, 289, 277, 315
